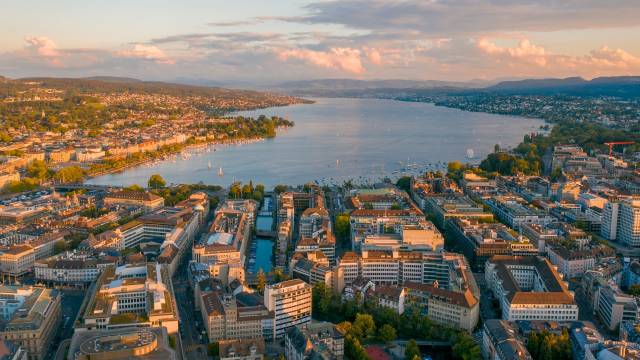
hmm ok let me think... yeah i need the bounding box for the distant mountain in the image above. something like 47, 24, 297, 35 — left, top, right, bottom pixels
489, 77, 588, 90
486, 76, 640, 98
272, 78, 489, 92
83, 76, 143, 83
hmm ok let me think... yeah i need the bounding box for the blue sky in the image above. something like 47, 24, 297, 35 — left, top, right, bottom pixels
2, 0, 640, 83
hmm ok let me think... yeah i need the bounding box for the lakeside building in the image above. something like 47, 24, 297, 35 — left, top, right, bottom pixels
200, 291, 273, 342
284, 322, 345, 360
264, 279, 312, 339
0, 286, 61, 360
485, 256, 578, 322
68, 328, 176, 360
486, 195, 557, 230
294, 223, 336, 265
424, 194, 493, 229
103, 190, 165, 213
404, 281, 479, 331
34, 250, 117, 285
79, 263, 178, 334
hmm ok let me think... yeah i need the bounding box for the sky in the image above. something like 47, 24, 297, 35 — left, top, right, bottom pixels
2, 0, 640, 84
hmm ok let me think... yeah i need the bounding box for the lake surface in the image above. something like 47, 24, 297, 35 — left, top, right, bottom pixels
88, 98, 544, 187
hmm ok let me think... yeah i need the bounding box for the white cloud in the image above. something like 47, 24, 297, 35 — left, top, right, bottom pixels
117, 44, 174, 65
277, 47, 364, 74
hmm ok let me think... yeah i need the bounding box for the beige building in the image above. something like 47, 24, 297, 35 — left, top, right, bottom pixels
68, 328, 176, 360
200, 292, 273, 342
103, 190, 165, 212
0, 286, 61, 360
0, 245, 35, 277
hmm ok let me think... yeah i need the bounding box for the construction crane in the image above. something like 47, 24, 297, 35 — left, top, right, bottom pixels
604, 141, 634, 157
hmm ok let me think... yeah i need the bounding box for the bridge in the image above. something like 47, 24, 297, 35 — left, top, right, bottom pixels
53, 183, 115, 191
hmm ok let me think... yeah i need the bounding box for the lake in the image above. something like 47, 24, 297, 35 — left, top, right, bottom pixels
87, 98, 544, 187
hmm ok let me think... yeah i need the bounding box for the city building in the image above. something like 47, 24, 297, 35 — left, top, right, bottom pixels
219, 339, 265, 360
103, 190, 165, 212
404, 281, 479, 331
485, 256, 578, 322
68, 328, 176, 360
0, 286, 61, 360
482, 319, 532, 360
264, 279, 312, 339
200, 291, 273, 342
284, 322, 344, 360
79, 263, 178, 334
424, 194, 493, 229
486, 195, 557, 230
34, 250, 117, 285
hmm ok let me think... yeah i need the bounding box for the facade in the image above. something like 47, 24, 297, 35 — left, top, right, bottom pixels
0, 286, 61, 360
264, 279, 312, 339
485, 256, 578, 322
0, 245, 34, 276
486, 196, 557, 230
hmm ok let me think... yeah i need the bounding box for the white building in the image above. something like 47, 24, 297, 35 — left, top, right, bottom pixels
264, 279, 312, 339
485, 256, 578, 322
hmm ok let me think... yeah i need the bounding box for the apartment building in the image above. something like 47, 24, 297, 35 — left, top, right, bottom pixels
264, 279, 312, 339
485, 256, 578, 322
285, 322, 344, 360
404, 281, 479, 331
486, 196, 557, 230
0, 245, 34, 276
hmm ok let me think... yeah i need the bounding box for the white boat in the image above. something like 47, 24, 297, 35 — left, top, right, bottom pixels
466, 148, 475, 159
208, 161, 212, 170
217, 167, 224, 177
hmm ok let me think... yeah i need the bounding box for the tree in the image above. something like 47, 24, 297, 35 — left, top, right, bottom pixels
229, 182, 242, 199
352, 313, 376, 341
274, 184, 288, 194
378, 324, 396, 344
53, 240, 68, 254
207, 342, 219, 357
256, 269, 266, 294
628, 284, 640, 296
26, 159, 52, 180
126, 184, 144, 192
148, 174, 166, 189
396, 176, 412, 193
452, 331, 482, 360
334, 213, 350, 239
54, 166, 85, 183
405, 339, 420, 360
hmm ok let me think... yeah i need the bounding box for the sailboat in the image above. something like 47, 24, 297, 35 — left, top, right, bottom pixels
208, 161, 212, 170
217, 167, 224, 177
